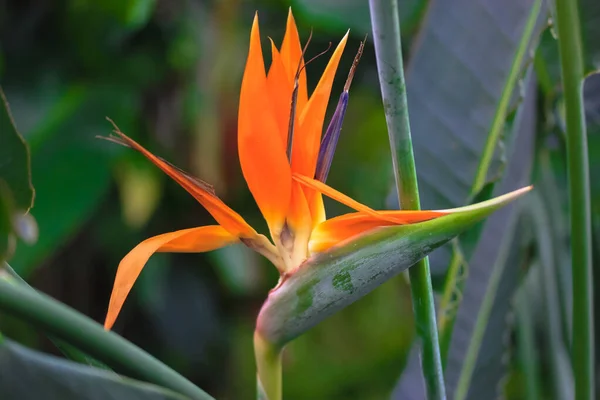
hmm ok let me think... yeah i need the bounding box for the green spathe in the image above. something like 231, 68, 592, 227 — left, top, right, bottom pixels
256, 186, 531, 346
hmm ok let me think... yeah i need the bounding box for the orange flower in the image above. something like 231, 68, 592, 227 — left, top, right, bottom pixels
102, 11, 459, 329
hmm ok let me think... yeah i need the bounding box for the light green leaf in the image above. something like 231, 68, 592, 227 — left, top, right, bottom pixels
0, 339, 188, 400
0, 87, 34, 212
256, 187, 530, 346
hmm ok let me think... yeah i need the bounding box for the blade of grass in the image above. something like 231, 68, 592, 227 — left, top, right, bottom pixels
554, 0, 595, 398
368, 1, 445, 398
0, 276, 213, 400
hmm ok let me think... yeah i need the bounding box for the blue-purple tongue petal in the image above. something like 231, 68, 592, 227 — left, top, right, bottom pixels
315, 91, 349, 182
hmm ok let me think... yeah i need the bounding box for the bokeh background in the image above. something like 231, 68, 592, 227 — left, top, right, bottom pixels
1, 0, 598, 399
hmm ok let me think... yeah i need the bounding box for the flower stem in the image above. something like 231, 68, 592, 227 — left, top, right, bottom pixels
554, 0, 595, 398
0, 277, 213, 400
254, 331, 282, 400
369, 1, 446, 398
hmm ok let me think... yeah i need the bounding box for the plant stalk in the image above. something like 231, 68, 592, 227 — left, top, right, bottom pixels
554, 0, 595, 398
254, 332, 282, 400
0, 278, 212, 400
369, 0, 445, 398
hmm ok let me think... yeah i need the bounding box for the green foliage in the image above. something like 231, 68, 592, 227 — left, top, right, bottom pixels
0, 88, 37, 262
0, 339, 187, 400
0, 0, 598, 398
0, 88, 34, 212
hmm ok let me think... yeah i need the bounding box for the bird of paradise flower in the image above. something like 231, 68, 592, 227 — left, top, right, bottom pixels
100, 9, 530, 399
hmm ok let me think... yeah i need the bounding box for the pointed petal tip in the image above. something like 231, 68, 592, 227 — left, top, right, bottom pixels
440, 185, 533, 214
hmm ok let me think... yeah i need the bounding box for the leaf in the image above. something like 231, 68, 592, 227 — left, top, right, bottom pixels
256, 187, 530, 347
392, 64, 538, 400
526, 192, 574, 399
293, 0, 425, 36
0, 185, 16, 261
0, 339, 188, 400
392, 0, 540, 278
0, 88, 38, 262
446, 74, 537, 400
1, 262, 111, 370
8, 84, 137, 278
0, 87, 34, 212
579, 0, 600, 75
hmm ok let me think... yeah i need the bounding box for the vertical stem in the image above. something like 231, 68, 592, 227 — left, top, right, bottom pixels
369, 1, 446, 399
516, 289, 540, 400
254, 332, 282, 400
554, 0, 594, 399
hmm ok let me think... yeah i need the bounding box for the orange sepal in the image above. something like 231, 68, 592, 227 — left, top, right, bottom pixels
104, 226, 238, 330
293, 173, 401, 223
280, 9, 308, 113
291, 31, 349, 178
105, 127, 255, 238
267, 39, 294, 146
238, 14, 292, 232
309, 210, 446, 254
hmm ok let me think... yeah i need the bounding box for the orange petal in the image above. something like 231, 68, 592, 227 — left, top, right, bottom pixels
280, 9, 308, 114
267, 40, 294, 146
239, 14, 292, 232
309, 210, 445, 254
106, 128, 255, 238
293, 173, 400, 223
104, 226, 237, 330
291, 32, 349, 178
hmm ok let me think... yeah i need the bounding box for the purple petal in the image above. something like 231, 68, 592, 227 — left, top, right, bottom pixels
315, 91, 349, 183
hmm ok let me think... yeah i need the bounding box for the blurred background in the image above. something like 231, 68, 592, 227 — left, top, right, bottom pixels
0, 0, 598, 399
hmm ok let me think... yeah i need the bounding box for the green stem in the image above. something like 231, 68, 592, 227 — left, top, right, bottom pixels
254, 332, 282, 400
554, 0, 594, 398
470, 0, 541, 197
0, 278, 213, 400
368, 1, 445, 398
516, 288, 540, 400
1, 262, 111, 370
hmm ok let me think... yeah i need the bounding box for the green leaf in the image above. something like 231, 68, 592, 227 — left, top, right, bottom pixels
293, 0, 425, 36
9, 85, 136, 278
0, 339, 188, 400
0, 185, 16, 261
1, 262, 111, 370
394, 0, 542, 272
0, 276, 213, 399
526, 192, 574, 399
393, 68, 538, 400
446, 76, 537, 400
0, 87, 34, 212
256, 187, 530, 347
515, 281, 541, 400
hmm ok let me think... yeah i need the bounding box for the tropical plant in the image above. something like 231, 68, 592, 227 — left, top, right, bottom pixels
0, 0, 597, 399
